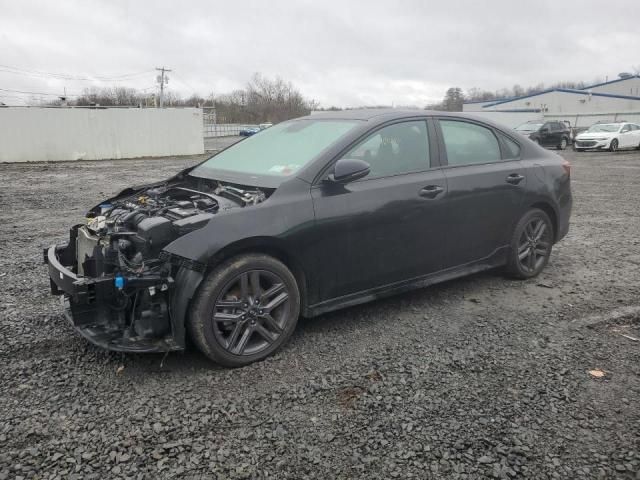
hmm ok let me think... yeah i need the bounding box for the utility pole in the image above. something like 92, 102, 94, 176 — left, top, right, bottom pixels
155, 66, 171, 108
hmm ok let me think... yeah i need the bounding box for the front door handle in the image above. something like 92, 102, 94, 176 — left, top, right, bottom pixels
419, 185, 444, 198
506, 173, 525, 185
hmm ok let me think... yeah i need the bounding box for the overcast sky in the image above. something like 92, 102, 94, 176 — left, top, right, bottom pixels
1, 0, 638, 107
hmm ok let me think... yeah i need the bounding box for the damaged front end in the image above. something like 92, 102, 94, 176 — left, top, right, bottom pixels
44, 177, 267, 352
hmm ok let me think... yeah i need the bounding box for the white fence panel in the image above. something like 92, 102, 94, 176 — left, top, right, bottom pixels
0, 107, 204, 163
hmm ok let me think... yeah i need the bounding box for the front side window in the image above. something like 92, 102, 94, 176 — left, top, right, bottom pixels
340, 121, 430, 178
440, 120, 501, 166
191, 119, 360, 178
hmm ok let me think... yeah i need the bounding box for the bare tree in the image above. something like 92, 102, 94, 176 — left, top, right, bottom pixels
213, 73, 318, 123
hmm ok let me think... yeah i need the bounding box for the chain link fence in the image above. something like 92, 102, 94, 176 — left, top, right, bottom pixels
202, 107, 256, 137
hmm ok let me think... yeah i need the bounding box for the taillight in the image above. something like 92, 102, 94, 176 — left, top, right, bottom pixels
562, 160, 571, 177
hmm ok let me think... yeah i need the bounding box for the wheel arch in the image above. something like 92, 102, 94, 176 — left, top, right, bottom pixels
205, 236, 309, 314
529, 202, 558, 242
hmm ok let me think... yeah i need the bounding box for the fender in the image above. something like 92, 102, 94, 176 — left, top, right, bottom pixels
170, 267, 205, 348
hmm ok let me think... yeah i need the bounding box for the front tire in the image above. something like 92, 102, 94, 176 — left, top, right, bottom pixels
188, 254, 300, 367
609, 139, 619, 152
505, 209, 554, 279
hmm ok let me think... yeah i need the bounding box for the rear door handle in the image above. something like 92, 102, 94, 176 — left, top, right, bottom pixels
506, 173, 525, 185
419, 185, 444, 198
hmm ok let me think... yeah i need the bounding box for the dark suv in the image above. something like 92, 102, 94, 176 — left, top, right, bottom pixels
516, 121, 571, 150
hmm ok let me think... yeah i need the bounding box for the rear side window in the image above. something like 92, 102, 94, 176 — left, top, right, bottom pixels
498, 133, 521, 159
440, 120, 501, 166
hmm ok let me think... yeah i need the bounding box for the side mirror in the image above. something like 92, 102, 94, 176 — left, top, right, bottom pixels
540, 127, 550, 134
327, 158, 370, 184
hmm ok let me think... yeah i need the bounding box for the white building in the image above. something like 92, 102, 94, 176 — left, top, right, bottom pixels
463, 74, 640, 127
480, 87, 640, 114
587, 75, 640, 97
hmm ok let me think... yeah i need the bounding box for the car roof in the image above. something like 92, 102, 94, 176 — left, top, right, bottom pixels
301, 109, 480, 121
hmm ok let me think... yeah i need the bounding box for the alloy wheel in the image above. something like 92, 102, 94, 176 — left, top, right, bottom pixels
517, 218, 551, 274
560, 138, 567, 150
610, 139, 618, 152
212, 269, 290, 356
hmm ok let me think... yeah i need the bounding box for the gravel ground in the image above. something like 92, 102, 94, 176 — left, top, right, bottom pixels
1, 149, 639, 479
204, 136, 242, 152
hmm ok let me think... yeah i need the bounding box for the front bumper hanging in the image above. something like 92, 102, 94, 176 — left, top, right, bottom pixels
44, 241, 183, 353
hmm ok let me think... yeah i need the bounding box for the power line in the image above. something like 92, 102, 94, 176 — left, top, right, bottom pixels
171, 72, 198, 94
0, 87, 77, 97
0, 64, 154, 81
0, 93, 28, 102
0, 85, 157, 98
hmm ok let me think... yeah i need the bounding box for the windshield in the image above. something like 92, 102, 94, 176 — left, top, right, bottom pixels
586, 124, 621, 133
515, 123, 543, 132
191, 119, 360, 178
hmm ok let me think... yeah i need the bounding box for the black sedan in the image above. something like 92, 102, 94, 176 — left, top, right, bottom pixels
45, 110, 572, 367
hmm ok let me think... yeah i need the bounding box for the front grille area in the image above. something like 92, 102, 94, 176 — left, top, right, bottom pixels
576, 141, 597, 148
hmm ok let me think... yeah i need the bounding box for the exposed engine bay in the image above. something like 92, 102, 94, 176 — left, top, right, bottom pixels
45, 178, 269, 351
83, 179, 267, 275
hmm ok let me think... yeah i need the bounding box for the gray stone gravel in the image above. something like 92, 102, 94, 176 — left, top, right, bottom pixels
1, 149, 639, 479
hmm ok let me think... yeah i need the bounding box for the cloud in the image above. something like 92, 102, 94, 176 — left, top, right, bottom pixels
1, 0, 638, 106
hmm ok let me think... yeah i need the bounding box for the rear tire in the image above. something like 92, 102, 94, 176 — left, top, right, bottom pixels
188, 254, 300, 367
558, 137, 568, 150
505, 209, 554, 279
